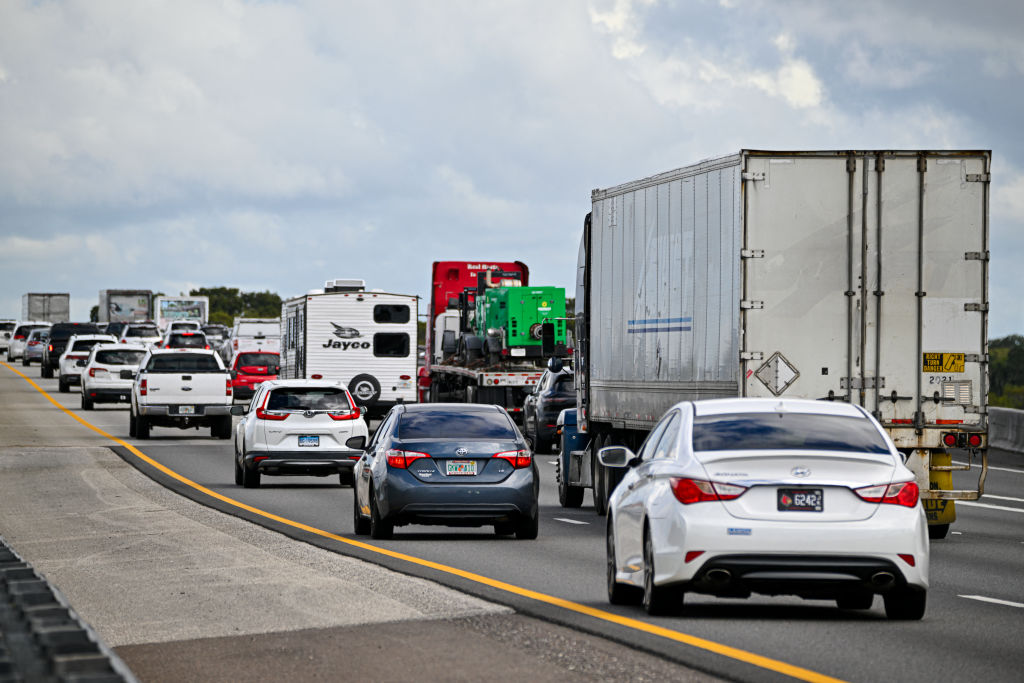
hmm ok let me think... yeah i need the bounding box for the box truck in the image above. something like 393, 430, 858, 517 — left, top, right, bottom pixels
21, 293, 70, 323
564, 150, 990, 539
98, 290, 153, 323
154, 296, 209, 331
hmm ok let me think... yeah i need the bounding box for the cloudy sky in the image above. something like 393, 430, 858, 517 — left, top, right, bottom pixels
1, 0, 1022, 337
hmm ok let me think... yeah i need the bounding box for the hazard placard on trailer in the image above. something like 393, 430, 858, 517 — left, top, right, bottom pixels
922, 353, 965, 373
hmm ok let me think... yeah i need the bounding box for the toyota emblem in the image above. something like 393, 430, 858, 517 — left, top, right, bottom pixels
791, 466, 811, 478
455, 447, 468, 456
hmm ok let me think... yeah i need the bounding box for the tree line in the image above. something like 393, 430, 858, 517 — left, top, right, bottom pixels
990, 335, 1024, 408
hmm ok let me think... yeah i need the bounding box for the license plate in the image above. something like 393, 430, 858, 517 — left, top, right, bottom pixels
298, 436, 319, 448
446, 460, 477, 476
778, 488, 823, 512
176, 405, 195, 415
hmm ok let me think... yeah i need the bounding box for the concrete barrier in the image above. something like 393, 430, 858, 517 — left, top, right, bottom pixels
989, 407, 1024, 453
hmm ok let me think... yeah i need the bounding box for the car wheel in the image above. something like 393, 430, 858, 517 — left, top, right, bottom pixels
215, 416, 232, 439
557, 457, 585, 508
607, 519, 642, 605
352, 492, 370, 535
129, 412, 137, 438
21, 356, 29, 367
883, 588, 926, 620
41, 364, 53, 379
928, 523, 950, 540
836, 592, 874, 610
58, 377, 69, 393
338, 470, 354, 487
593, 435, 608, 516
242, 462, 260, 489
514, 511, 539, 540
494, 522, 515, 536
81, 395, 93, 411
234, 455, 243, 486
369, 488, 393, 540
642, 527, 684, 616
136, 415, 150, 440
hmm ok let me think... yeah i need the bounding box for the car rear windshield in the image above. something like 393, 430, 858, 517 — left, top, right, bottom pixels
71, 339, 106, 352
126, 325, 159, 337
398, 410, 516, 440
202, 326, 227, 337
96, 350, 147, 366
236, 322, 276, 337
50, 324, 99, 341
168, 334, 206, 347
0, 323, 15, 332
29, 330, 49, 341
266, 388, 352, 412
692, 413, 891, 454
552, 375, 575, 394
14, 324, 47, 336
237, 353, 279, 367
145, 354, 222, 373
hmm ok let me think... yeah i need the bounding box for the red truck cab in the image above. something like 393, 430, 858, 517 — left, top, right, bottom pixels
231, 351, 280, 400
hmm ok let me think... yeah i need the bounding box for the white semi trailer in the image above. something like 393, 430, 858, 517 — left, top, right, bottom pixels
566, 149, 990, 538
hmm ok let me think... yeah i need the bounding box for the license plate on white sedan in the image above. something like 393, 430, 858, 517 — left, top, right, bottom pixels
176, 405, 195, 415
446, 460, 477, 476
778, 488, 823, 512
298, 436, 319, 447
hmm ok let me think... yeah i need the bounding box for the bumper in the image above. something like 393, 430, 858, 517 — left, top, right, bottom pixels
245, 450, 362, 476
138, 404, 234, 417
59, 373, 83, 386
379, 467, 537, 526
83, 387, 133, 403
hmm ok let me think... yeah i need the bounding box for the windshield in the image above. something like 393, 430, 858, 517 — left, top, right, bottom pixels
146, 354, 222, 373
237, 353, 279, 368
105, 323, 127, 336
14, 324, 47, 337
29, 330, 49, 341
266, 388, 353, 412
126, 325, 159, 337
50, 324, 99, 341
167, 334, 207, 348
202, 325, 227, 337
71, 339, 107, 352
552, 375, 575, 395
236, 322, 277, 337
0, 323, 15, 332
398, 410, 516, 440
95, 350, 147, 366
692, 413, 892, 454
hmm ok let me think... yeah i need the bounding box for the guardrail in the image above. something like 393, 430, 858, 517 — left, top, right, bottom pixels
989, 407, 1024, 454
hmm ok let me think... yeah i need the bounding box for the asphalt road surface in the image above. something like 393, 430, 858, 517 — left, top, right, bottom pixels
5, 365, 1024, 682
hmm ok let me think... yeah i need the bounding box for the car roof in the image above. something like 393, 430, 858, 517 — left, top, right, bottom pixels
148, 348, 218, 356
257, 379, 347, 390
689, 397, 868, 419
92, 343, 149, 352
398, 402, 503, 414
67, 334, 118, 342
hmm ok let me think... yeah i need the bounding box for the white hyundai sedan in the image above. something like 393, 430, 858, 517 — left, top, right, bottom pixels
602, 397, 928, 620
232, 379, 369, 489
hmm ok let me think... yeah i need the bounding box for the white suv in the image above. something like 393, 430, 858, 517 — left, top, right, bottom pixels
6, 321, 50, 361
118, 322, 162, 347
80, 343, 148, 410
58, 334, 118, 392
232, 380, 368, 489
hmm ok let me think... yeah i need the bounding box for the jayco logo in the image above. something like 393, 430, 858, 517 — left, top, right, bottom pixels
323, 322, 370, 349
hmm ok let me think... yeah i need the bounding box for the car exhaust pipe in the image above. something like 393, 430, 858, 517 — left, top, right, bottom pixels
870, 571, 895, 588
705, 568, 732, 585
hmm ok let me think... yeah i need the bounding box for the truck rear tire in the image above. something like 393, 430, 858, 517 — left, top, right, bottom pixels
42, 364, 53, 379
136, 416, 150, 440
58, 377, 69, 393
593, 434, 609, 516
558, 458, 584, 508
928, 523, 950, 540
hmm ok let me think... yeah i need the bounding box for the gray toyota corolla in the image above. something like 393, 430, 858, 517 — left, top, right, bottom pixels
352, 403, 539, 540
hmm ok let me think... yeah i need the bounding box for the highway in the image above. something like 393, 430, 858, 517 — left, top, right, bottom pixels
3, 365, 1024, 682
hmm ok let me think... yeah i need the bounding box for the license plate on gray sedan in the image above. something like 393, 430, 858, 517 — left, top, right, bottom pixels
446, 460, 477, 476
298, 436, 319, 447
778, 488, 823, 512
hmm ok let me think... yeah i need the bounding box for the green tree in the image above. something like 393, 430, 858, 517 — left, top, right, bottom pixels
989, 335, 1024, 408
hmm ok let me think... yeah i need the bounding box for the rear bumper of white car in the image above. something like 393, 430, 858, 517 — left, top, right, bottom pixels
243, 450, 362, 476
138, 404, 234, 417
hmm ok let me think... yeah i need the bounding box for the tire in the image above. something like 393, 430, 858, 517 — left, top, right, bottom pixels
234, 455, 243, 486
136, 415, 150, 440
593, 435, 608, 516
81, 395, 94, 411
514, 511, 539, 540
533, 419, 550, 454
348, 374, 381, 408
928, 523, 950, 540
214, 416, 232, 439
41, 364, 53, 379
353, 490, 370, 535
22, 356, 29, 367
607, 519, 642, 605
242, 462, 260, 489
338, 470, 354, 487
642, 528, 684, 616
58, 377, 69, 393
494, 522, 515, 536
883, 588, 926, 620
129, 412, 137, 438
836, 592, 874, 610
558, 457, 584, 508
369, 488, 393, 540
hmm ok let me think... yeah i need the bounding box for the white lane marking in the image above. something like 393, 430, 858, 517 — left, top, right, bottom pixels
554, 517, 589, 525
548, 460, 558, 465
952, 531, 963, 535
959, 595, 1024, 609
957, 501, 1024, 513
953, 460, 1024, 475
984, 494, 1024, 503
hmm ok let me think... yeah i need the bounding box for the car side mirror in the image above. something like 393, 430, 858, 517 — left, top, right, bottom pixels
598, 445, 637, 469
346, 435, 367, 450
230, 405, 246, 416
547, 356, 563, 373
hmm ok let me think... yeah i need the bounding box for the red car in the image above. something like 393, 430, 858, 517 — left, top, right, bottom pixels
231, 351, 280, 400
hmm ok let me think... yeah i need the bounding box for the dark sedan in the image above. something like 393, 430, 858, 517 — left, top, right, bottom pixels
352, 403, 539, 540
523, 369, 575, 453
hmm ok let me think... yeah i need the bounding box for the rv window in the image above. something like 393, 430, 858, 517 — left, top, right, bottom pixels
373, 305, 410, 324
373, 333, 409, 357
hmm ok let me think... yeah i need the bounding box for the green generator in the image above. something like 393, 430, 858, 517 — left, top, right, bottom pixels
475, 286, 567, 360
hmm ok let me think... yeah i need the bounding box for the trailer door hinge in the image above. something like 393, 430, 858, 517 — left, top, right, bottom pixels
742, 171, 765, 181
741, 249, 765, 259
963, 405, 981, 414
964, 303, 989, 312
740, 300, 764, 310
740, 351, 763, 361
965, 353, 989, 363
840, 377, 885, 390
965, 173, 991, 183
964, 251, 990, 261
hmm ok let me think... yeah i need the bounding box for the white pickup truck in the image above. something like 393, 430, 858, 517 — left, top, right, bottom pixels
130, 348, 234, 439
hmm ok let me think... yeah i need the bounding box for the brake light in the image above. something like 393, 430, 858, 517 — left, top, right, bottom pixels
854, 481, 919, 507
140, 379, 147, 396
226, 378, 232, 396
255, 392, 288, 420
48, 344, 53, 352
205, 345, 211, 350
386, 449, 430, 468
328, 406, 361, 421
311, 374, 322, 380
942, 433, 957, 447
494, 450, 531, 468
968, 433, 983, 447
399, 375, 411, 380
14, 334, 24, 340
670, 478, 747, 504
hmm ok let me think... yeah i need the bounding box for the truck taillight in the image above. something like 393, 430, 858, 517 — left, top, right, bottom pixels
140, 379, 147, 396
494, 450, 531, 468
941, 432, 983, 449
968, 434, 982, 447
226, 378, 232, 396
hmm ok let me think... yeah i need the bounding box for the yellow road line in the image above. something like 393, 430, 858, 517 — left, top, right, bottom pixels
3, 361, 846, 683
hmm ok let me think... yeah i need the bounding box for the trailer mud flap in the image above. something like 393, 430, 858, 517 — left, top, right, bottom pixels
925, 450, 957, 526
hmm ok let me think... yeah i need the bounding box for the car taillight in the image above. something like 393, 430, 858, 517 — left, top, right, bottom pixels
226, 378, 232, 396
48, 344, 53, 352
140, 379, 147, 396
399, 374, 411, 380
386, 449, 430, 468
669, 478, 747, 505
255, 392, 288, 420
205, 345, 211, 350
14, 334, 24, 340
328, 407, 361, 421
494, 450, 531, 468
854, 481, 919, 507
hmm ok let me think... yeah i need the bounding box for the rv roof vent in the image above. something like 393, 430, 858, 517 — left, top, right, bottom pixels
324, 278, 366, 293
